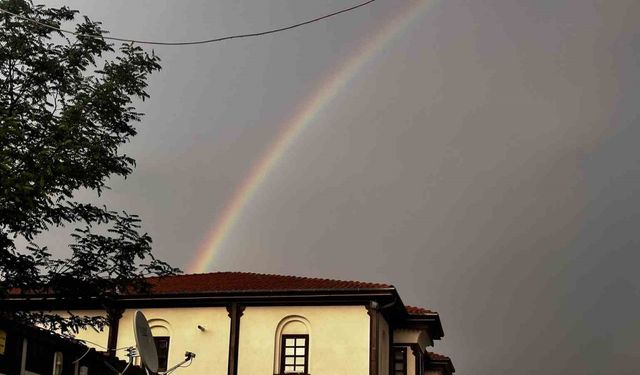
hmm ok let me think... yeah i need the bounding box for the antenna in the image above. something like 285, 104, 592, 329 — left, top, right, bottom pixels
134, 311, 159, 373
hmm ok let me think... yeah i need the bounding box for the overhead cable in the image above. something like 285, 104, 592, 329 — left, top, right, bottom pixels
0, 0, 376, 46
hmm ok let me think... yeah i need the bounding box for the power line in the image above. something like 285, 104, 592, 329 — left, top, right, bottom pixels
0, 0, 376, 46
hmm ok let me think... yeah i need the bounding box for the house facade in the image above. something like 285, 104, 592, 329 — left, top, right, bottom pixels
12, 272, 455, 375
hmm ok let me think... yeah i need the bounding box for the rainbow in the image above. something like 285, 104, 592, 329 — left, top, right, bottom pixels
187, 0, 437, 273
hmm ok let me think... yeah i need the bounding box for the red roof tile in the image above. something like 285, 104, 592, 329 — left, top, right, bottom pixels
406, 305, 437, 315
428, 352, 451, 361
146, 272, 392, 294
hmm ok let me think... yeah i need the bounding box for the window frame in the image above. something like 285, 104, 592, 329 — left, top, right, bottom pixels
153, 336, 171, 372
392, 346, 407, 375
279, 334, 309, 374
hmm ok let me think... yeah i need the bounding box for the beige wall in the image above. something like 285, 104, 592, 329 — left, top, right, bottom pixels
394, 328, 431, 353
406, 347, 417, 375
66, 304, 376, 375
115, 307, 230, 375
63, 307, 231, 374
237, 305, 370, 375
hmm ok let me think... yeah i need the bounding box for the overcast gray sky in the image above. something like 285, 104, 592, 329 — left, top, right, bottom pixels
39, 0, 640, 373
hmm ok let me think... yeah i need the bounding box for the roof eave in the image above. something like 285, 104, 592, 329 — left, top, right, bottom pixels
3, 287, 398, 310
399, 314, 445, 340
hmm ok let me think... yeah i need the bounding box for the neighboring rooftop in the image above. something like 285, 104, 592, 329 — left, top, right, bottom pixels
428, 352, 451, 361
406, 305, 437, 315
147, 271, 392, 294
426, 351, 456, 374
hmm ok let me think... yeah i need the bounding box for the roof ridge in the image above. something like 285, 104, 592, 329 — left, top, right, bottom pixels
147, 271, 392, 287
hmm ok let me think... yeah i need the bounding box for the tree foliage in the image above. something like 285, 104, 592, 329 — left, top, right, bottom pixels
0, 0, 179, 333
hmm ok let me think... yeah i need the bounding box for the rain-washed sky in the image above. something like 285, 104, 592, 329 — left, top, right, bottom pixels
38, 1, 640, 374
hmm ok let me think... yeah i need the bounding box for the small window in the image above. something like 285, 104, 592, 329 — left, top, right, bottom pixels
280, 334, 308, 374
154, 336, 170, 372
393, 347, 407, 375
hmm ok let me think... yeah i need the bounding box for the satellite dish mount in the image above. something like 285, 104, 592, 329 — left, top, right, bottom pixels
133, 311, 196, 374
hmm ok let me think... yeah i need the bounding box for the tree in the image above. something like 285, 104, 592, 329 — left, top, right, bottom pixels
0, 0, 179, 333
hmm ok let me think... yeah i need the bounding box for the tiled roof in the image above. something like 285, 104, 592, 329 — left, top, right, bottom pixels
405, 305, 437, 315
426, 351, 455, 373
428, 352, 451, 361
146, 272, 392, 294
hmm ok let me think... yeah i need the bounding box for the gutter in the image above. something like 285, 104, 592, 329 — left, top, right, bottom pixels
2, 287, 397, 310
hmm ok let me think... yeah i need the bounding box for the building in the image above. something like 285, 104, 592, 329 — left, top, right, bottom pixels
0, 317, 144, 375
11, 272, 455, 375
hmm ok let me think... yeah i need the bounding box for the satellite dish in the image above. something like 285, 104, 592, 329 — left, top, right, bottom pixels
134, 311, 159, 373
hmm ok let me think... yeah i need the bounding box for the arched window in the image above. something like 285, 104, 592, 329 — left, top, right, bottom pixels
148, 319, 172, 373
274, 316, 311, 375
